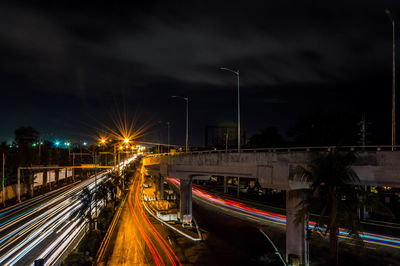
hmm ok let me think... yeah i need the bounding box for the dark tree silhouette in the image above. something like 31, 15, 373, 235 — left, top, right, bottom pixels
247, 126, 286, 148
72, 187, 95, 231
287, 111, 359, 146
293, 150, 392, 265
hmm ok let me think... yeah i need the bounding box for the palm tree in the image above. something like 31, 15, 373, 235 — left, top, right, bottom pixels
72, 187, 95, 231
105, 171, 123, 208
293, 150, 391, 265
95, 181, 109, 207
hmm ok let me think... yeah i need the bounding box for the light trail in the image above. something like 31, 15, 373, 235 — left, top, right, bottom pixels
128, 177, 163, 266
167, 178, 400, 249
126, 171, 182, 266
134, 172, 181, 266
0, 156, 138, 265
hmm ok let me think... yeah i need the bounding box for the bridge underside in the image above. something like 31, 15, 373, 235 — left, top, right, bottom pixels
142, 150, 400, 265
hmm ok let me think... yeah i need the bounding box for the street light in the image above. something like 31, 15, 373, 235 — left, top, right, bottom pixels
220, 67, 241, 152
171, 95, 189, 152
158, 121, 171, 153
386, 9, 396, 151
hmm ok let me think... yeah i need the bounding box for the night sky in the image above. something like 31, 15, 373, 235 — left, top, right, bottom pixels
1, 0, 399, 146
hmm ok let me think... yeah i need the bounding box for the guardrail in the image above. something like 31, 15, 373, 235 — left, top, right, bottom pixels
146, 145, 400, 157
95, 196, 126, 264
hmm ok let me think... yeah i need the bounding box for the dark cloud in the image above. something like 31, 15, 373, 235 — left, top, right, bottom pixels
0, 0, 399, 145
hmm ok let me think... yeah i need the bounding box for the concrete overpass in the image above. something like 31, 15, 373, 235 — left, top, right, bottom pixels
142, 146, 400, 265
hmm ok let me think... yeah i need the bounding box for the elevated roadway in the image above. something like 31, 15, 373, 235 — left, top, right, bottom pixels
142, 145, 400, 265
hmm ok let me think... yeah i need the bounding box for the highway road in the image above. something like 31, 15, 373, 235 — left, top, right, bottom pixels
0, 156, 136, 265
167, 178, 400, 265
167, 178, 400, 249
0, 173, 108, 265
98, 171, 181, 265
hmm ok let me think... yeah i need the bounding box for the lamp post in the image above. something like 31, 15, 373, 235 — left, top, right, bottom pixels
386, 9, 396, 151
158, 121, 170, 153
99, 138, 120, 173
220, 67, 241, 152
171, 96, 189, 152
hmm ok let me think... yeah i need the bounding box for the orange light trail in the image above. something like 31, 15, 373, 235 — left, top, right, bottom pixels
134, 172, 182, 266
129, 171, 182, 265
167, 178, 400, 249
128, 178, 162, 266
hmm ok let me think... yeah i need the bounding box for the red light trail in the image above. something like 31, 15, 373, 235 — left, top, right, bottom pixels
128, 172, 182, 266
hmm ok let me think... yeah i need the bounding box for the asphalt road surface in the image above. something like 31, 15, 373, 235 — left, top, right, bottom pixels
0, 172, 110, 265
98, 171, 181, 265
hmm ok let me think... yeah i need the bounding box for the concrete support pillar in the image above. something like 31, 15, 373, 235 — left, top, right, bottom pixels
180, 177, 193, 222
223, 176, 227, 193
286, 190, 307, 266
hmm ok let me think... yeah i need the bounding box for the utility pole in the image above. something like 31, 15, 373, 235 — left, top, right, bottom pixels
158, 121, 171, 153
186, 97, 189, 152
386, 9, 396, 151
359, 113, 366, 146
220, 67, 241, 152
171, 96, 189, 152
167, 121, 170, 153
17, 167, 21, 203
225, 130, 229, 153
118, 150, 121, 175
2, 153, 5, 207
114, 144, 117, 169
72, 152, 75, 182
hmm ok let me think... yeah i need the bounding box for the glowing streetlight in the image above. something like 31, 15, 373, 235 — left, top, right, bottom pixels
220, 67, 241, 152
171, 96, 189, 152
124, 138, 130, 144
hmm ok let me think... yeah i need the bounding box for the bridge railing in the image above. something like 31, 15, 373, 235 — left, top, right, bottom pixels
145, 145, 400, 157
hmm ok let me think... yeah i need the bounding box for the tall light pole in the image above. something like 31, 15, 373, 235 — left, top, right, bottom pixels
220, 67, 241, 152
158, 121, 171, 153
386, 9, 396, 151
172, 96, 189, 152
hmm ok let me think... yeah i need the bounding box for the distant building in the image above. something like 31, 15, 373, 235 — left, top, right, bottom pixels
204, 124, 246, 149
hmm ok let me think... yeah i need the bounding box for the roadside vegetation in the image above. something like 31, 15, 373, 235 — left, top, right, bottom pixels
61, 159, 141, 265
294, 150, 392, 265
0, 126, 122, 207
